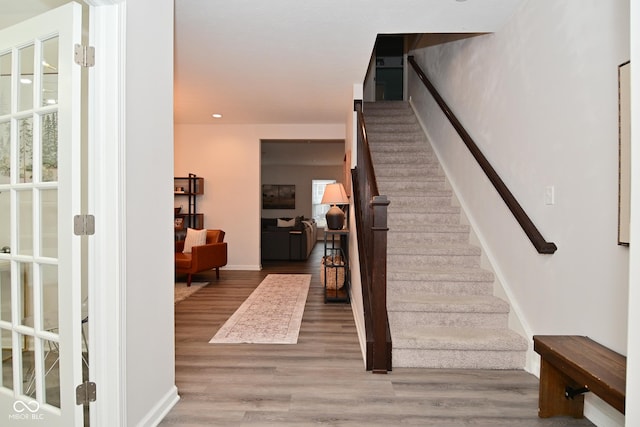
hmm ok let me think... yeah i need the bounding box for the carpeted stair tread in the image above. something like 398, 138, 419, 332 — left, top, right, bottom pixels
388, 217, 461, 226
365, 114, 417, 125
371, 153, 439, 165
369, 143, 431, 153
389, 214, 462, 226
388, 294, 510, 313
388, 223, 470, 233
388, 244, 481, 268
364, 100, 411, 110
387, 210, 462, 223
387, 243, 481, 256
365, 103, 412, 111
387, 266, 494, 280
366, 123, 423, 133
388, 189, 453, 198
374, 165, 444, 178
388, 233, 469, 246
389, 255, 480, 269
387, 208, 459, 217
388, 196, 455, 207
368, 133, 429, 144
387, 196, 456, 211
388, 280, 494, 297
377, 174, 445, 182
392, 327, 528, 352
379, 184, 450, 196
378, 180, 445, 187
388, 232, 470, 246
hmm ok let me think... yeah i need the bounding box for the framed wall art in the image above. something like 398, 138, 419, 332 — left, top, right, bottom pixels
618, 61, 630, 245
262, 184, 296, 209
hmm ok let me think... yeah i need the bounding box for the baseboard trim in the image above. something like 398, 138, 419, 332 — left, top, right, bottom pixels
224, 264, 261, 271
135, 386, 179, 427
584, 394, 625, 427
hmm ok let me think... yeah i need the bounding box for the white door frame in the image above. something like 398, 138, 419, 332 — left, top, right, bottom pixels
626, 2, 640, 426
83, 1, 127, 426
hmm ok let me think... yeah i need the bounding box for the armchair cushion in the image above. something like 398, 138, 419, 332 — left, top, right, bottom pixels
183, 228, 208, 253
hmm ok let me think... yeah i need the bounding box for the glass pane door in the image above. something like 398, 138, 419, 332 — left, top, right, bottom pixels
0, 3, 84, 426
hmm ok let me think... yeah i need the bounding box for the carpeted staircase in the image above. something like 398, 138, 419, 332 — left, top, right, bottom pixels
364, 101, 528, 369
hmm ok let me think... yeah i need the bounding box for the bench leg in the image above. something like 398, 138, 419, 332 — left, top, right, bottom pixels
538, 359, 584, 418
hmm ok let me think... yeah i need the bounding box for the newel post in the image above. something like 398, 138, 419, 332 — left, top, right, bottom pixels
370, 195, 390, 373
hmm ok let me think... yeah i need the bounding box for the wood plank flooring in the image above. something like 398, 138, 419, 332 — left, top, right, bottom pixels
160, 244, 593, 426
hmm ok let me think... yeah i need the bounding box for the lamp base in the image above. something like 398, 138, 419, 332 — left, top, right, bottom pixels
325, 205, 345, 230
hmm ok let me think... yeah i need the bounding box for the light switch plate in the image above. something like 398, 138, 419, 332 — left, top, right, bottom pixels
545, 185, 555, 205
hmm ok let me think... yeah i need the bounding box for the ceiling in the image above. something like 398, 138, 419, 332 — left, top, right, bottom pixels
174, 0, 524, 125
0, 0, 523, 167
1, 0, 524, 129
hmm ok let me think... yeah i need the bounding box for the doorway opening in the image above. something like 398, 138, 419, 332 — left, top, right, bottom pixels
374, 35, 405, 101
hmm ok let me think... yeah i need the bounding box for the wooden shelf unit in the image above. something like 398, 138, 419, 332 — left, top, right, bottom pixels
175, 174, 204, 229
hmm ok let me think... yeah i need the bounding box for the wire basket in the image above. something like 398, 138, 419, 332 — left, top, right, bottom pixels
321, 255, 345, 290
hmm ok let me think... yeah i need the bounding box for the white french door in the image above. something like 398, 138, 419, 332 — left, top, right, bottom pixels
0, 2, 85, 426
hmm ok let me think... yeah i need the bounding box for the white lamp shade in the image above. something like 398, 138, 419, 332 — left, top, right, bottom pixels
321, 183, 348, 205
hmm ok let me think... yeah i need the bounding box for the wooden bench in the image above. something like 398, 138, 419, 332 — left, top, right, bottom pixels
533, 335, 626, 418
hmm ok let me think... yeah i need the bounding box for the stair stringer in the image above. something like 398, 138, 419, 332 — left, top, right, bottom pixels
409, 98, 538, 374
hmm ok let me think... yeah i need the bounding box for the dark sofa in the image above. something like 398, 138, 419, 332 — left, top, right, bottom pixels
261, 217, 317, 261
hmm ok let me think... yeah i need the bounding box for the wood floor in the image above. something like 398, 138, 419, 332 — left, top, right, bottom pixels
160, 244, 593, 426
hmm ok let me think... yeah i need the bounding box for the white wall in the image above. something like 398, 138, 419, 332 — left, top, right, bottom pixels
175, 124, 345, 270
409, 1, 629, 422
411, 0, 629, 353
124, 0, 177, 425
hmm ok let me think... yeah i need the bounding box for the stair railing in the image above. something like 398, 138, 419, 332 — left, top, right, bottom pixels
352, 100, 392, 373
408, 56, 557, 255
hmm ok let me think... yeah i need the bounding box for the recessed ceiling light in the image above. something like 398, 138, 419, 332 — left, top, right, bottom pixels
212, 113, 222, 118
20, 78, 32, 84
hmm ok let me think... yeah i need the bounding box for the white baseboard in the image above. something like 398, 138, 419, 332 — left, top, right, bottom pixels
223, 264, 261, 271
136, 386, 179, 427
584, 395, 625, 427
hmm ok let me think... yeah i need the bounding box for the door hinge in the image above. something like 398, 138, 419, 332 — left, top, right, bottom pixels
76, 381, 96, 406
74, 214, 95, 236
74, 44, 95, 67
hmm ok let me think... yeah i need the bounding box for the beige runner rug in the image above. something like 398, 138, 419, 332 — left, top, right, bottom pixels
209, 274, 310, 344
175, 282, 208, 304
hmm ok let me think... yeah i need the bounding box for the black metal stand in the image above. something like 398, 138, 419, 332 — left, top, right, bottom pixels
323, 229, 349, 303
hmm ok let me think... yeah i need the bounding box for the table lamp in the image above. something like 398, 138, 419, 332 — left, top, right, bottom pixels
321, 183, 349, 230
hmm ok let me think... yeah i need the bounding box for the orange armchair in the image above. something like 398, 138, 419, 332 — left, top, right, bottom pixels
175, 229, 228, 286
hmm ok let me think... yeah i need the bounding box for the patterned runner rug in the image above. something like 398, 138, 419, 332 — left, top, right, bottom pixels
209, 274, 311, 344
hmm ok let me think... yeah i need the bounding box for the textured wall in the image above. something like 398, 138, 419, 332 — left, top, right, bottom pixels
409, 1, 630, 354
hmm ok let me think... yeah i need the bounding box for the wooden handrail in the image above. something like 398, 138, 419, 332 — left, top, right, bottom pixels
408, 56, 557, 255
352, 100, 392, 373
